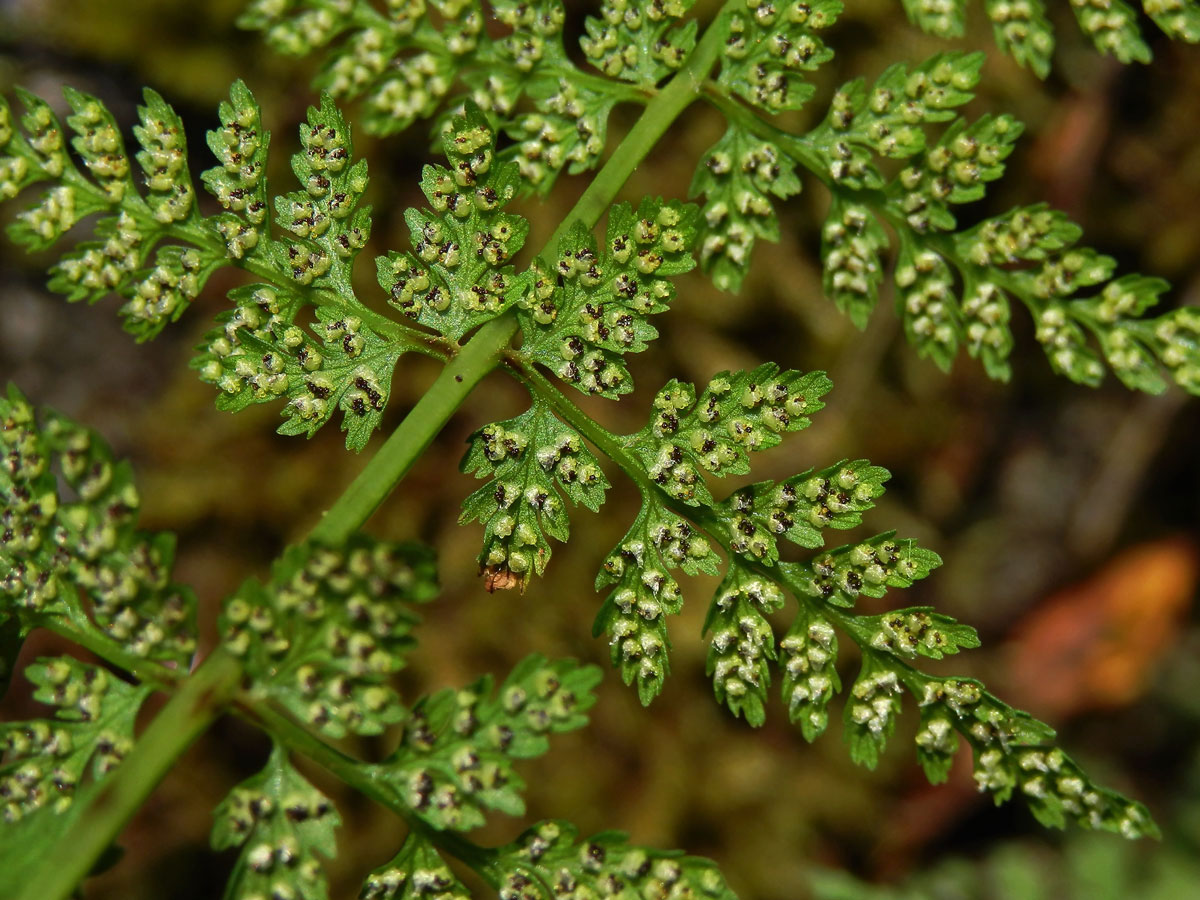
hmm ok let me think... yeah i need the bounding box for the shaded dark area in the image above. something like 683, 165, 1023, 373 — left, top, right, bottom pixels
1, 2, 1199, 899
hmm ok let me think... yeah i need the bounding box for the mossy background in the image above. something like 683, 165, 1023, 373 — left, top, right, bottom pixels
2, 1, 1200, 898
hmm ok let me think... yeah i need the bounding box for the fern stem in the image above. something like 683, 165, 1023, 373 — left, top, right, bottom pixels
307, 1, 738, 543
16, 649, 243, 900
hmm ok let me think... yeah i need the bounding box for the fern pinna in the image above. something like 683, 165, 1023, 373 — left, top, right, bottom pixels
2, 0, 1194, 897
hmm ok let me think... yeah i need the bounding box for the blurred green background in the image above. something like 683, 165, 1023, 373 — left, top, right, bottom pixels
2, 2, 1200, 898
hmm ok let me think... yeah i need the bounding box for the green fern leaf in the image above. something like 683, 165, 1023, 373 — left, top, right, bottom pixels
844, 656, 905, 769
515, 199, 698, 397
982, 0, 1055, 77
1070, 0, 1152, 63
377, 655, 601, 830
193, 85, 424, 451
238, 0, 564, 139
718, 0, 841, 113
812, 52, 984, 186
900, 0, 968, 37
594, 496, 720, 703
222, 536, 436, 738
947, 207, 1197, 390
196, 285, 406, 452
801, 50, 1200, 390
862, 607, 981, 659
0, 86, 225, 339
1145, 0, 1200, 41
360, 834, 469, 900
718, 459, 890, 565
1, 657, 150, 823
212, 744, 341, 900
780, 609, 841, 741
821, 198, 889, 328
201, 79, 272, 264
915, 678, 1159, 837
1, 385, 197, 664
785, 531, 943, 608
460, 401, 609, 585
498, 819, 739, 900
626, 365, 832, 505
703, 564, 786, 726
690, 125, 802, 292
376, 104, 527, 342
581, 0, 698, 87
506, 75, 620, 195
902, 0, 1199, 75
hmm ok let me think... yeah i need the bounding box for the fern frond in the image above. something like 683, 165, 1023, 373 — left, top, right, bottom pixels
375, 104, 527, 342
460, 401, 609, 585
689, 125, 803, 291
626, 364, 832, 504
703, 564, 786, 726
193, 84, 427, 451
693, 50, 1200, 393
1, 385, 197, 665
514, 198, 699, 398
0, 86, 224, 339
222, 536, 436, 738
912, 673, 1157, 837
375, 655, 600, 830
717, 0, 841, 114
507, 75, 621, 195
498, 819, 739, 900
0, 657, 150, 824
902, 0, 1200, 77
0, 81, 437, 451
503, 359, 1154, 836
581, 0, 698, 86
212, 744, 341, 900
237, 0, 645, 194
360, 834, 470, 900
594, 496, 720, 704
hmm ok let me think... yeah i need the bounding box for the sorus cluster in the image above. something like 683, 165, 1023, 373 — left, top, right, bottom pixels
596, 508, 716, 701
721, 0, 839, 113
1, 658, 146, 823
706, 572, 785, 724
212, 748, 340, 900
580, 0, 694, 85
867, 608, 978, 660
821, 201, 886, 327
694, 127, 801, 291
894, 246, 960, 369
634, 366, 830, 504
846, 667, 903, 766
801, 532, 939, 607
780, 616, 839, 741
513, 78, 609, 191
361, 837, 469, 900
1069, 0, 1150, 63
462, 406, 607, 582
392, 659, 597, 831
518, 200, 695, 399
223, 538, 434, 738
723, 459, 888, 563
1, 390, 196, 663
499, 819, 734, 900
